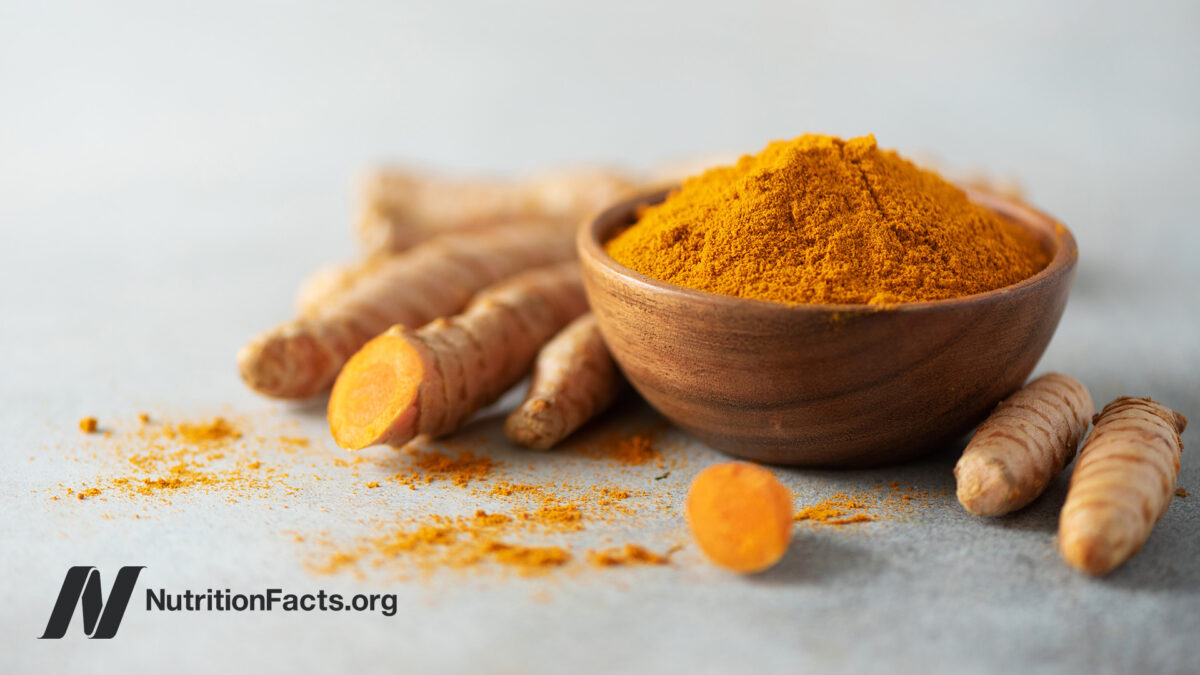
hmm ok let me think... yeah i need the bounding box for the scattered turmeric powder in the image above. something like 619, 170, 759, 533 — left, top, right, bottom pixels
505, 314, 621, 450
169, 417, 243, 443
574, 432, 662, 466
793, 483, 935, 526
609, 434, 658, 466
588, 485, 633, 506
328, 262, 589, 450
519, 503, 585, 532
316, 509, 575, 578
685, 462, 793, 573
794, 493, 875, 525
487, 480, 543, 498
78, 416, 98, 433
1058, 397, 1188, 576
955, 373, 1094, 516
826, 514, 875, 526
485, 543, 572, 572
58, 414, 310, 502
587, 544, 671, 567
388, 448, 498, 488
238, 222, 576, 400
605, 134, 1049, 305
311, 475, 665, 579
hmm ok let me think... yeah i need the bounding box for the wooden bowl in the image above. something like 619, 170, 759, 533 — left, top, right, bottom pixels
578, 188, 1078, 467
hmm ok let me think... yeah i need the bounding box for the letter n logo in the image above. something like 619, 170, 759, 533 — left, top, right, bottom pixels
40, 566, 144, 639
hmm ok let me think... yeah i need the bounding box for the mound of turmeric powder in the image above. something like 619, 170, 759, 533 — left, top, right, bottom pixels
606, 134, 1049, 305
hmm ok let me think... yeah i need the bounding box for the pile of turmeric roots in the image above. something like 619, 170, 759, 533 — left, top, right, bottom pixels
238, 166, 649, 451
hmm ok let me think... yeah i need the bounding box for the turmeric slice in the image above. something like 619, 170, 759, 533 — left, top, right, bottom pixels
1058, 397, 1187, 576
238, 222, 574, 400
685, 462, 793, 574
358, 167, 637, 255
955, 373, 1094, 516
328, 262, 589, 450
504, 314, 620, 450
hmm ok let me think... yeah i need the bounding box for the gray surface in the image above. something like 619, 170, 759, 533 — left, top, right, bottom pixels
2, 1, 1198, 673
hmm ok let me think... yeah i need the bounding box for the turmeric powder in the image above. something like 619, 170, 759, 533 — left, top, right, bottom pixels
606, 134, 1049, 305
59, 414, 305, 502
387, 448, 498, 488
587, 544, 671, 567
794, 493, 876, 525
574, 432, 662, 466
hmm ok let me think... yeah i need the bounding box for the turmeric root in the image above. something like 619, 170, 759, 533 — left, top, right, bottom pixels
238, 222, 574, 399
504, 314, 620, 450
357, 167, 637, 255
293, 257, 390, 317
685, 462, 793, 574
1058, 397, 1188, 576
328, 262, 589, 450
955, 373, 1094, 516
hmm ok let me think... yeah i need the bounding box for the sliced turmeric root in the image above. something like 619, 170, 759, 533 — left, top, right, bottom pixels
1058, 397, 1187, 575
685, 462, 794, 574
955, 373, 1094, 516
328, 262, 589, 450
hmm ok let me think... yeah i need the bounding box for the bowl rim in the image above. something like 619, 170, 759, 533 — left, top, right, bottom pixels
578, 186, 1078, 314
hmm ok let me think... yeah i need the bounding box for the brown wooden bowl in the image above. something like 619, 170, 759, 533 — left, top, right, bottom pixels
578, 188, 1078, 467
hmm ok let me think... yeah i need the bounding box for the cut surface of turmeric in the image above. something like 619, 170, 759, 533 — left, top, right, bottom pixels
1058, 397, 1187, 576
685, 462, 793, 573
329, 262, 589, 450
955, 373, 1094, 516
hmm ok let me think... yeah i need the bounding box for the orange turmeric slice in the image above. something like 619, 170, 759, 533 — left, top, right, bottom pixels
685, 462, 793, 573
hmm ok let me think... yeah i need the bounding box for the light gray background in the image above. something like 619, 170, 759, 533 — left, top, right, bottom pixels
2, 1, 1198, 673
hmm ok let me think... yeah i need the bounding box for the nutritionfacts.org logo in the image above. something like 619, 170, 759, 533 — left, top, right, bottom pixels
40, 566, 398, 638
